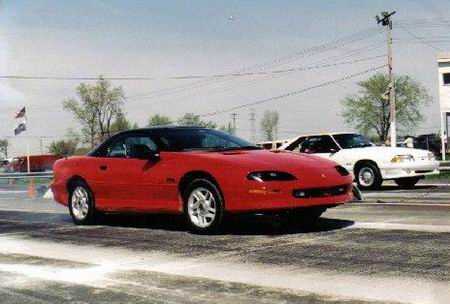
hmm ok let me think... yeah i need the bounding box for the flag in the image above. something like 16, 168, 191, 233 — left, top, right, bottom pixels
14, 122, 26, 136
14, 107, 26, 119
14, 106, 27, 136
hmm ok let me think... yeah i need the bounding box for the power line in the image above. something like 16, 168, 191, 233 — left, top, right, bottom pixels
0, 55, 387, 83
124, 27, 383, 101
199, 64, 387, 117
398, 24, 442, 51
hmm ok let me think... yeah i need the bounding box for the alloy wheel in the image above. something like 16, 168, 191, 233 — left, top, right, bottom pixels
187, 187, 217, 228
71, 186, 90, 221
358, 167, 375, 187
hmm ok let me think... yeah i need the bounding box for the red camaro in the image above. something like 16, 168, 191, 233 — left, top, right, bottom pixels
51, 127, 353, 232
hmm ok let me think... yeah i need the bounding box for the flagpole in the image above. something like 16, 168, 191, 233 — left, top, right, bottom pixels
26, 140, 30, 173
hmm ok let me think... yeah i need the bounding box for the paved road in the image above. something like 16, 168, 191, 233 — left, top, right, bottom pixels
0, 183, 449, 304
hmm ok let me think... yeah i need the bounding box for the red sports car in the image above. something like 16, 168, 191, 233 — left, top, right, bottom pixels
51, 127, 353, 232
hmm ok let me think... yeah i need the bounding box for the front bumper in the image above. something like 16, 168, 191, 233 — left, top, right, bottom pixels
379, 160, 440, 180
225, 178, 353, 213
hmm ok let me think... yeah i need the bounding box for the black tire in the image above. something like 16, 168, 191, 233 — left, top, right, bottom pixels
68, 180, 96, 225
394, 177, 421, 189
355, 163, 383, 190
183, 178, 224, 234
284, 207, 325, 228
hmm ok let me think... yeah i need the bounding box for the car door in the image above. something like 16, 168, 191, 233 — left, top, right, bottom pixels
300, 135, 340, 159
93, 133, 162, 211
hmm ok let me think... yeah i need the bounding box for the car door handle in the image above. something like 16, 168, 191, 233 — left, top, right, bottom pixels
99, 165, 108, 171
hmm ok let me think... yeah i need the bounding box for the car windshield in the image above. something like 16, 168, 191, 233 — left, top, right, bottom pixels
157, 128, 260, 152
333, 133, 374, 149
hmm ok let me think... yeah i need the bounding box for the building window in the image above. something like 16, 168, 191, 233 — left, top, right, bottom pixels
443, 73, 450, 85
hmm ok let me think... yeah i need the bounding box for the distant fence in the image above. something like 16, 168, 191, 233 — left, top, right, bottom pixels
0, 172, 53, 179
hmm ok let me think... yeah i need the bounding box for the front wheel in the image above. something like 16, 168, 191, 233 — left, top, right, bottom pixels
356, 163, 382, 190
395, 177, 421, 189
183, 179, 224, 234
68, 181, 96, 225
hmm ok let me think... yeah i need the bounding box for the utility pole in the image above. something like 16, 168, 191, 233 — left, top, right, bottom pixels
231, 112, 238, 135
249, 109, 256, 143
377, 11, 396, 147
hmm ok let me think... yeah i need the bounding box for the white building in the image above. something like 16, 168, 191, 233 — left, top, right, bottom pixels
437, 53, 450, 159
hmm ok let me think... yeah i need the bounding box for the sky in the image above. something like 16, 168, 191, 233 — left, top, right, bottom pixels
1, 0, 450, 155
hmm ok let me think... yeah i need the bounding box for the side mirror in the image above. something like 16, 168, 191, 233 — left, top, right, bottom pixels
149, 150, 160, 161
329, 148, 338, 154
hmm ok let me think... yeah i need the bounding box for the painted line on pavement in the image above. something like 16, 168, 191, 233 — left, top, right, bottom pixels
349, 221, 450, 233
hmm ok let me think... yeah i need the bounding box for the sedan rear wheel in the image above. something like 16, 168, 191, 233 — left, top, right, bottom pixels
395, 177, 421, 189
184, 179, 224, 233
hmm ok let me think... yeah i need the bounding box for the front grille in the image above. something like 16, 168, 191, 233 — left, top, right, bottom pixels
293, 184, 351, 199
415, 170, 432, 174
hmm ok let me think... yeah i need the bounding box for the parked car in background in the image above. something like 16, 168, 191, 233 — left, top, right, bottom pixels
280, 132, 440, 190
51, 127, 354, 232
257, 139, 291, 150
11, 154, 61, 172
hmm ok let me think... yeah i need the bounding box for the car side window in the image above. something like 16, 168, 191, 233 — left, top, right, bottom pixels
300, 136, 339, 154
286, 137, 307, 152
106, 135, 157, 158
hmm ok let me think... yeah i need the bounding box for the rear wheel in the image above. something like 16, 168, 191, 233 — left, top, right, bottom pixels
356, 163, 382, 190
183, 179, 224, 234
68, 181, 96, 225
394, 177, 421, 189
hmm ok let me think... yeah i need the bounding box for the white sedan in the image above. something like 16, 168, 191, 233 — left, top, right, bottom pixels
279, 133, 440, 189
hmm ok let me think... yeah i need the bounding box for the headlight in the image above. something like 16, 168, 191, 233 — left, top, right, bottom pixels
247, 171, 296, 182
391, 155, 414, 163
335, 165, 350, 176
428, 152, 435, 161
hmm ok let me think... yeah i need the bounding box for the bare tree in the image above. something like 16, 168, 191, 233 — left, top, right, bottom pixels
0, 139, 8, 159
260, 110, 279, 141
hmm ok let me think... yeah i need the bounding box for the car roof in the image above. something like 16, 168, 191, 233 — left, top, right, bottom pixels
114, 126, 207, 135
278, 132, 358, 150
283, 132, 357, 140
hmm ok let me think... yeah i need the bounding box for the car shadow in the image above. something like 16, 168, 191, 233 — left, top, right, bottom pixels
363, 185, 438, 192
95, 213, 354, 236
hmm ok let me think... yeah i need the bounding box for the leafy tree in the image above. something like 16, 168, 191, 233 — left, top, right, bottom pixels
63, 77, 125, 148
177, 113, 217, 128
342, 73, 431, 142
260, 110, 279, 141
147, 114, 172, 127
110, 111, 138, 133
0, 139, 8, 159
48, 139, 78, 157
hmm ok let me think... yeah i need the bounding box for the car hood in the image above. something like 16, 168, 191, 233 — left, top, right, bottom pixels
195, 149, 339, 171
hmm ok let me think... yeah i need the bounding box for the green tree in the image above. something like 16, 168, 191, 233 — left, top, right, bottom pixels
110, 112, 138, 133
342, 73, 431, 142
147, 114, 172, 127
178, 113, 217, 128
260, 110, 279, 141
0, 139, 8, 159
63, 77, 125, 148
48, 139, 78, 157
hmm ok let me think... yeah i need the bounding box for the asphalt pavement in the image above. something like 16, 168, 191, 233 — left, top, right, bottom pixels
0, 182, 449, 304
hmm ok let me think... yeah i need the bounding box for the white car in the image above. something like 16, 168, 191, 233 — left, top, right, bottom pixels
279, 132, 440, 189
